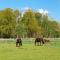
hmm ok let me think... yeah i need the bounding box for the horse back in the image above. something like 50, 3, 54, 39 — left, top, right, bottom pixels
16, 38, 21, 43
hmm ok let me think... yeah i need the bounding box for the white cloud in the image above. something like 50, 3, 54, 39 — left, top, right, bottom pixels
20, 7, 49, 17
37, 8, 48, 15
44, 10, 48, 15
21, 7, 30, 11
38, 8, 44, 14
21, 7, 31, 17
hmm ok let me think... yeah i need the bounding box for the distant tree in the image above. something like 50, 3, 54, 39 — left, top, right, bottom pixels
0, 8, 16, 38
22, 9, 40, 37
0, 8, 60, 38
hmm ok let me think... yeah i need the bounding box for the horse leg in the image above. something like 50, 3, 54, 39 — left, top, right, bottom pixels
16, 42, 18, 47
20, 42, 22, 46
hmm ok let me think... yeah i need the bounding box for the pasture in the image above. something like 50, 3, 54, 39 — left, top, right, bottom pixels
0, 38, 60, 60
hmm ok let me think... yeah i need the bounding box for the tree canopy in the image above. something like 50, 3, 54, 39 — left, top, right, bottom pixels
0, 8, 60, 38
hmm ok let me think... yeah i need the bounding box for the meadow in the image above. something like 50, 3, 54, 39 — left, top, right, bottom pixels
0, 38, 60, 60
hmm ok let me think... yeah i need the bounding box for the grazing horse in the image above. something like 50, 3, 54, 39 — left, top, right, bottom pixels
35, 37, 44, 46
16, 37, 22, 47
44, 39, 50, 44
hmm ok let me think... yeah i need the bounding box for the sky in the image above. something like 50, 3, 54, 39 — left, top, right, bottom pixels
0, 0, 60, 22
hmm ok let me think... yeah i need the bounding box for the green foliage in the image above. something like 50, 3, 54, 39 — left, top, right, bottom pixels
0, 8, 16, 38
0, 8, 60, 38
22, 9, 41, 37
16, 22, 27, 37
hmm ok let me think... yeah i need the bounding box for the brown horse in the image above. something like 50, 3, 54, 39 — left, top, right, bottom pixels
16, 37, 22, 47
35, 37, 44, 46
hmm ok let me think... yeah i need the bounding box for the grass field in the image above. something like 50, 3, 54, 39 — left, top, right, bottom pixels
0, 38, 60, 60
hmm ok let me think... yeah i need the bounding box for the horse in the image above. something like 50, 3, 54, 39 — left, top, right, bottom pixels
43, 39, 50, 44
35, 37, 45, 46
43, 38, 50, 43
16, 37, 22, 47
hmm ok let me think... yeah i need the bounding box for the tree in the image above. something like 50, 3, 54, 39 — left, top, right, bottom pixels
0, 8, 16, 38
16, 22, 27, 38
0, 8, 60, 38
22, 9, 40, 37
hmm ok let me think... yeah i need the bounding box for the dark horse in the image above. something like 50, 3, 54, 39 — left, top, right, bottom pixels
35, 37, 44, 46
16, 37, 22, 47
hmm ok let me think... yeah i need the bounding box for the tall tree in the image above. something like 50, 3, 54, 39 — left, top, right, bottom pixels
22, 9, 40, 37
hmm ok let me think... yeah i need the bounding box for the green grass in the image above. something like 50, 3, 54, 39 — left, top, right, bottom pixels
0, 39, 60, 60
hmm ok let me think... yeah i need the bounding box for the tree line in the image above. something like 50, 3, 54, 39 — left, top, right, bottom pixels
0, 8, 60, 38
